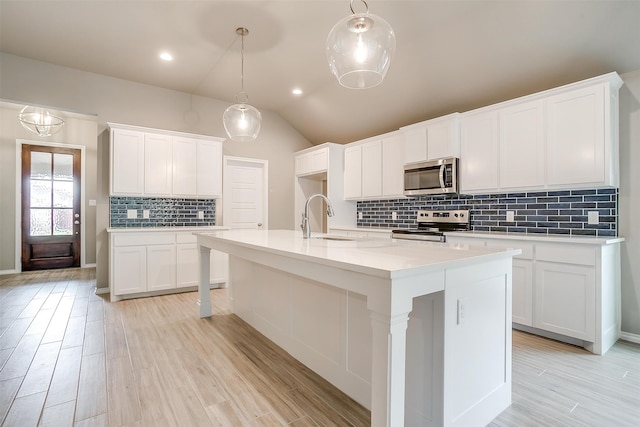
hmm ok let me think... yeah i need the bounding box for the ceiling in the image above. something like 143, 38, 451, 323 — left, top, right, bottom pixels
1, 0, 639, 145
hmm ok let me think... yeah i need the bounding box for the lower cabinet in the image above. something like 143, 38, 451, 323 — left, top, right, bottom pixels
110, 230, 228, 301
445, 235, 620, 354
176, 232, 228, 288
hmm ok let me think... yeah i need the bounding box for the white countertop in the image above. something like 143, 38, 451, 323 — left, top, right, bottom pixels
107, 226, 228, 233
445, 230, 624, 245
195, 229, 520, 279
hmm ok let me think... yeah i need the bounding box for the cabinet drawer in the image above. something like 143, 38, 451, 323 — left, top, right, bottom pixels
536, 244, 597, 266
112, 232, 176, 247
176, 232, 198, 244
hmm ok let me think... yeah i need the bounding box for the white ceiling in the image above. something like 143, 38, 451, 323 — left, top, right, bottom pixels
1, 0, 639, 144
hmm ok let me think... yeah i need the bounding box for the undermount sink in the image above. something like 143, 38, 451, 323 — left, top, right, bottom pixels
310, 236, 355, 241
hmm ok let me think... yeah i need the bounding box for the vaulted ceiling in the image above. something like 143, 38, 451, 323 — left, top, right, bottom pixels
1, 0, 639, 144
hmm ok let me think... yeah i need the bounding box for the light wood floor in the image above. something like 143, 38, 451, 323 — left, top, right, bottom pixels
0, 268, 638, 426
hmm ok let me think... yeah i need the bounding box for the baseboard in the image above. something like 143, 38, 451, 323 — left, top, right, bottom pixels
619, 331, 640, 345
83, 263, 96, 268
0, 269, 19, 276
95, 287, 110, 295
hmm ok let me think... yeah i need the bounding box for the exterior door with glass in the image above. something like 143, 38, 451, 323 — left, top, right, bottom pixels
21, 145, 81, 271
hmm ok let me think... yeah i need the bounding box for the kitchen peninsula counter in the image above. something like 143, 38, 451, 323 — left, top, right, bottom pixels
195, 229, 520, 427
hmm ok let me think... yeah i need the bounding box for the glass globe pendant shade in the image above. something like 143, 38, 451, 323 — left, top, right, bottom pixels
17, 106, 65, 137
223, 101, 262, 142
326, 11, 396, 89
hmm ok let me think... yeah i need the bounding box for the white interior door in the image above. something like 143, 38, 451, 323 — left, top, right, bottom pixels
223, 156, 268, 229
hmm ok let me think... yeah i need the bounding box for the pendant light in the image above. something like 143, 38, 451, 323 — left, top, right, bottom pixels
223, 27, 262, 142
326, 0, 396, 89
17, 106, 65, 137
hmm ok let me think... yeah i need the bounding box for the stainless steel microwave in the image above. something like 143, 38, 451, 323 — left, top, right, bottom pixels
404, 157, 459, 196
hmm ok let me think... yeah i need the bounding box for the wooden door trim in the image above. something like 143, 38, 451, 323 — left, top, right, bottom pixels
222, 156, 269, 229
15, 140, 87, 272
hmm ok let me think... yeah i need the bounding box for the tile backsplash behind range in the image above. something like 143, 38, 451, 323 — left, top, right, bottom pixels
357, 188, 617, 237
110, 197, 216, 228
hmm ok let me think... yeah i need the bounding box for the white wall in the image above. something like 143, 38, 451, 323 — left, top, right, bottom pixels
0, 53, 313, 287
619, 70, 640, 336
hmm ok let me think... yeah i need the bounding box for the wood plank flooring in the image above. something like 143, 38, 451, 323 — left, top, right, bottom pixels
1, 268, 638, 426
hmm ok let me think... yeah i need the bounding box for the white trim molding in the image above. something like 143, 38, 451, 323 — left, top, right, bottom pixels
619, 331, 640, 345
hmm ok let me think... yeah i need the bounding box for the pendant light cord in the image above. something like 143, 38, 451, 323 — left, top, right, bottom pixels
240, 30, 245, 94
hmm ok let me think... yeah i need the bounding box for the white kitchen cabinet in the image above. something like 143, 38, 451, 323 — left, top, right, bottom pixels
172, 136, 198, 196
110, 228, 228, 301
144, 133, 172, 196
402, 113, 460, 164
111, 128, 145, 195
460, 110, 499, 193
445, 233, 621, 354
381, 133, 405, 198
172, 136, 223, 198
458, 72, 621, 195
511, 260, 534, 326
361, 140, 382, 198
147, 244, 177, 292
176, 232, 227, 288
499, 100, 544, 190
295, 147, 329, 177
546, 84, 611, 188
109, 123, 223, 198
344, 131, 405, 200
535, 261, 596, 341
176, 243, 199, 288
112, 246, 146, 295
343, 145, 362, 199
534, 244, 597, 341
196, 140, 223, 197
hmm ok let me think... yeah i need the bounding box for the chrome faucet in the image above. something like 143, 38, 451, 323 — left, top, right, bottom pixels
301, 194, 335, 239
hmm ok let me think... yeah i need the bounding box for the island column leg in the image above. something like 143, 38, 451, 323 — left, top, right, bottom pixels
369, 311, 410, 427
198, 245, 212, 318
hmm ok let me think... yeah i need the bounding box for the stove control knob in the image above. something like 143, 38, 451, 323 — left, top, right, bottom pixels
454, 213, 459, 217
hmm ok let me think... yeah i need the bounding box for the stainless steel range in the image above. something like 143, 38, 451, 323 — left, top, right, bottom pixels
391, 209, 470, 242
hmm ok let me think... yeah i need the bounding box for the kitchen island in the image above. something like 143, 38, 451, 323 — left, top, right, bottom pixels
196, 229, 520, 427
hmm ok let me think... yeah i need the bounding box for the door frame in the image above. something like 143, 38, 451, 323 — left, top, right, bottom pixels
15, 139, 87, 271
222, 156, 268, 229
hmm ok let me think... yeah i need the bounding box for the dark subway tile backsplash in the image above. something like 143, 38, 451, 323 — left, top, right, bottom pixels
356, 188, 618, 237
110, 197, 216, 228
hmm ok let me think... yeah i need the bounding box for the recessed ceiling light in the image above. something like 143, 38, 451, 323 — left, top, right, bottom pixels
292, 88, 303, 96
159, 52, 173, 61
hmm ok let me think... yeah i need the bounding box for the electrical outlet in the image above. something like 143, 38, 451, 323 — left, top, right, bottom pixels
457, 298, 467, 325
127, 209, 137, 219
391, 212, 397, 221
143, 210, 150, 219
198, 211, 204, 220
588, 211, 599, 225
506, 211, 515, 222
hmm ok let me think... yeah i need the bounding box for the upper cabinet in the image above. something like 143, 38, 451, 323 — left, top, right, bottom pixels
460, 72, 622, 194
343, 131, 405, 200
545, 85, 610, 188
460, 110, 499, 193
144, 133, 172, 196
109, 123, 223, 198
295, 146, 329, 177
498, 99, 545, 190
111, 128, 145, 195
401, 113, 460, 164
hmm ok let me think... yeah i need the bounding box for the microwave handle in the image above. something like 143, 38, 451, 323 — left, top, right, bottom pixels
439, 164, 445, 188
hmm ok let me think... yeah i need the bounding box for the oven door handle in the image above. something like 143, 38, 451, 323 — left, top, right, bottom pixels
439, 164, 445, 189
